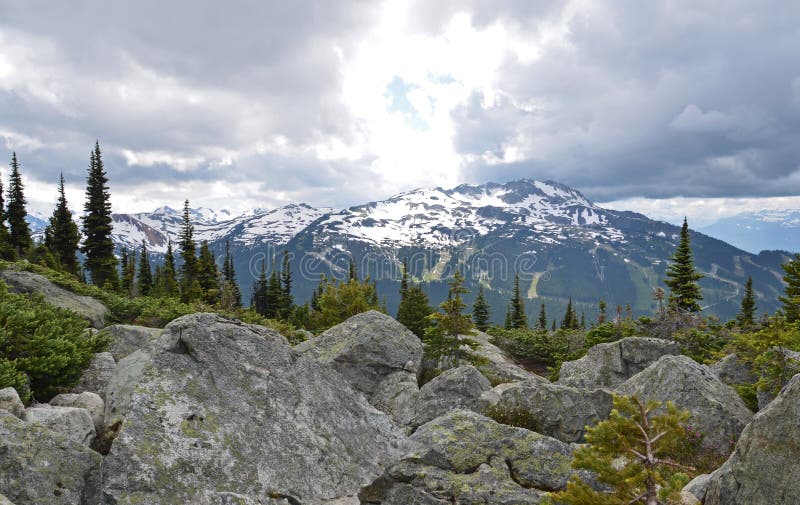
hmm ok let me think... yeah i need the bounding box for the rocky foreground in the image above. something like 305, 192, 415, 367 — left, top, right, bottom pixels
1, 306, 798, 504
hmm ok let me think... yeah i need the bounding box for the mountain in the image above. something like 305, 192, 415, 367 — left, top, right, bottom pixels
95, 179, 790, 322
700, 210, 800, 254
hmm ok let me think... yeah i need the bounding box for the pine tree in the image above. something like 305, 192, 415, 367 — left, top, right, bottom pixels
779, 254, 800, 323
504, 303, 512, 330
120, 248, 134, 296
81, 142, 118, 288
137, 240, 153, 296
160, 240, 179, 297
509, 273, 527, 329
535, 302, 547, 330
735, 276, 756, 327
562, 298, 575, 329
197, 240, 220, 304
251, 260, 269, 316
424, 271, 477, 367
278, 250, 293, 318
598, 299, 607, 324
348, 258, 357, 281
179, 200, 201, 301
221, 241, 241, 309
664, 218, 704, 312
44, 174, 80, 274
550, 395, 694, 505
472, 285, 491, 331
265, 267, 283, 318
399, 258, 409, 299
551, 319, 557, 332
6, 152, 32, 256
397, 282, 433, 337
580, 311, 586, 330
0, 170, 13, 260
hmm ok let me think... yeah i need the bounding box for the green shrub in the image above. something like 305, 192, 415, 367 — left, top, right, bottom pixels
482, 404, 540, 432
0, 282, 109, 402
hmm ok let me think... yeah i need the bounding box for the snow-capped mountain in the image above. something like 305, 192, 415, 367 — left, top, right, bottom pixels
96, 179, 790, 321
700, 209, 800, 254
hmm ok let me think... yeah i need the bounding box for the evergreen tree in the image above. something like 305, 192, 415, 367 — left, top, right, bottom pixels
197, 240, 220, 304
348, 258, 357, 281
44, 174, 80, 274
551, 319, 557, 332
6, 152, 32, 256
779, 254, 800, 323
0, 171, 13, 260
160, 240, 179, 297
120, 248, 134, 296
504, 303, 512, 330
537, 302, 547, 330
265, 267, 283, 318
137, 240, 153, 296
311, 274, 325, 312
509, 273, 527, 329
472, 285, 490, 331
221, 241, 241, 309
81, 142, 118, 288
580, 311, 586, 330
598, 299, 607, 324
278, 250, 293, 317
315, 276, 381, 329
664, 218, 704, 312
424, 271, 477, 367
562, 298, 576, 330
251, 260, 269, 316
550, 395, 694, 505
736, 276, 756, 327
397, 282, 433, 337
179, 200, 201, 301
399, 258, 409, 298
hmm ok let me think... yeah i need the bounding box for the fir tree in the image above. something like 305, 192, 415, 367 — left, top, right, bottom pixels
179, 199, 198, 298
399, 258, 409, 298
348, 258, 357, 281
0, 171, 13, 260
550, 395, 694, 505
551, 319, 557, 332
472, 285, 491, 331
504, 303, 512, 330
160, 240, 179, 297
424, 271, 477, 367
537, 302, 547, 330
779, 254, 800, 323
6, 152, 32, 256
44, 174, 80, 274
251, 260, 269, 316
736, 276, 756, 327
81, 142, 118, 288
598, 299, 607, 324
265, 267, 283, 318
580, 311, 586, 330
221, 241, 241, 309
397, 282, 433, 337
197, 240, 220, 304
311, 274, 325, 312
509, 273, 527, 329
120, 248, 134, 296
278, 250, 293, 318
664, 218, 704, 312
562, 298, 575, 330
137, 240, 153, 296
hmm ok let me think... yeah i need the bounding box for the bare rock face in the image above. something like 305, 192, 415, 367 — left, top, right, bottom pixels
71, 352, 116, 397
23, 405, 96, 447
406, 365, 492, 428
617, 355, 753, 455
361, 409, 587, 504
558, 337, 681, 388
470, 331, 544, 383
0, 410, 101, 505
711, 353, 756, 387
0, 388, 24, 419
704, 373, 800, 505
49, 392, 105, 436
296, 310, 423, 420
494, 379, 614, 443
102, 324, 163, 360
0, 268, 108, 328
102, 313, 407, 505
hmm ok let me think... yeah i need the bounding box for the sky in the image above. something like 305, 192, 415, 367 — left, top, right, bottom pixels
1, 0, 800, 227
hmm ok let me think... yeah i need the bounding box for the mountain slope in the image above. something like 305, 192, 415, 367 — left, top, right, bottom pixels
700, 210, 800, 254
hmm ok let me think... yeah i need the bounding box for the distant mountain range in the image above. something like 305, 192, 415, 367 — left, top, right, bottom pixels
700, 210, 800, 254
28, 179, 793, 322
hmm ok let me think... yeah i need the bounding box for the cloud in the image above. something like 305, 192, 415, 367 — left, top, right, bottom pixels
0, 0, 799, 217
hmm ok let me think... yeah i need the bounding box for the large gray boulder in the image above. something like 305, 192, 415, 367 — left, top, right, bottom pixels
361, 409, 586, 503
617, 355, 753, 455
755, 347, 800, 410
558, 337, 681, 388
103, 348, 151, 433
71, 351, 116, 397
49, 392, 105, 435
296, 311, 423, 416
0, 410, 102, 505
711, 353, 756, 387
0, 388, 24, 419
704, 374, 800, 505
23, 405, 96, 447
0, 268, 108, 328
102, 324, 163, 360
494, 379, 614, 443
102, 313, 407, 504
471, 330, 543, 383
0, 493, 13, 505
407, 365, 491, 428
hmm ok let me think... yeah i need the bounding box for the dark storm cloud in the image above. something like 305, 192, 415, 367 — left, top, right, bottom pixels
446, 1, 800, 200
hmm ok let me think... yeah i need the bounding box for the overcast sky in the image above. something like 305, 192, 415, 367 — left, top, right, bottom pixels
2, 0, 800, 226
